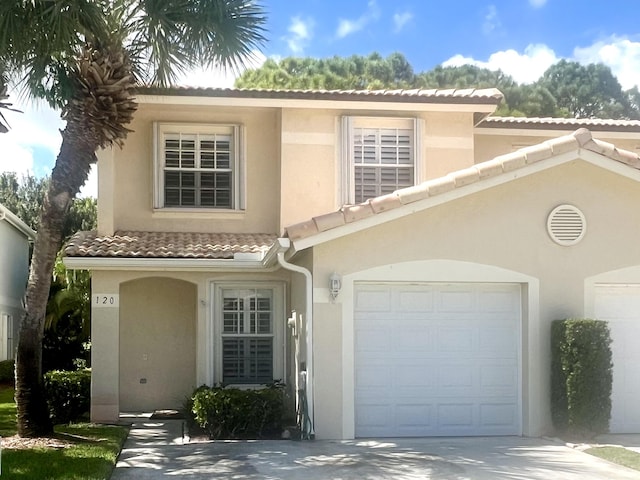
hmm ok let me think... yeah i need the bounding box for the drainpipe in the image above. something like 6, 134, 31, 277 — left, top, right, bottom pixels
276, 238, 315, 438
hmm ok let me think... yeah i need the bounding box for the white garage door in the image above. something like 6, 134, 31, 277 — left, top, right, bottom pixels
355, 283, 521, 437
594, 284, 640, 433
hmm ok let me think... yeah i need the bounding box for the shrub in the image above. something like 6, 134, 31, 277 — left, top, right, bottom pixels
0, 360, 14, 385
44, 369, 91, 424
190, 384, 285, 439
551, 319, 612, 438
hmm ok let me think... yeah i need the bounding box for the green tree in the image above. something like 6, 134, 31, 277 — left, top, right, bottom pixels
237, 54, 640, 120
236, 52, 416, 90
0, 173, 96, 377
0, 0, 265, 437
0, 173, 49, 231
540, 60, 632, 118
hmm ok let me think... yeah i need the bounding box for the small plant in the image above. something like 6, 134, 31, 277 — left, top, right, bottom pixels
0, 360, 14, 385
551, 318, 612, 438
44, 369, 91, 424
189, 383, 286, 439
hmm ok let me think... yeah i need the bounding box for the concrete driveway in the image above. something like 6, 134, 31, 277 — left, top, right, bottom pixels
111, 419, 640, 479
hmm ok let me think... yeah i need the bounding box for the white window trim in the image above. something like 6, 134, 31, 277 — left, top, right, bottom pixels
210, 282, 285, 387
153, 122, 245, 211
340, 116, 423, 205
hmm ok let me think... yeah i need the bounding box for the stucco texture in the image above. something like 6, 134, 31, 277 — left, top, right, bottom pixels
308, 158, 640, 439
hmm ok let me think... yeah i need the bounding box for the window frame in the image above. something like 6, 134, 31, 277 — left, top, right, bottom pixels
341, 116, 422, 205
153, 122, 245, 211
212, 282, 285, 387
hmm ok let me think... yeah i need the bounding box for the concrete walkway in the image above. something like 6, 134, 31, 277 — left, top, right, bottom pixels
110, 418, 640, 479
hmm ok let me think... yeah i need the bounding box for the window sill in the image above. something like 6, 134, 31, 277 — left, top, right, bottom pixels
152, 208, 246, 220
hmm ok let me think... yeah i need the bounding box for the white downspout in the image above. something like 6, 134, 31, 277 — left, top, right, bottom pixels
276, 238, 315, 437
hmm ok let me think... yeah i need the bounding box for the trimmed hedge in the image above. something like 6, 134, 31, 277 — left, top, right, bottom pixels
551, 319, 612, 437
189, 384, 285, 439
44, 369, 91, 424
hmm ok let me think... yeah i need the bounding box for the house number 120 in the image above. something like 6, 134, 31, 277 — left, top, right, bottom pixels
93, 294, 119, 308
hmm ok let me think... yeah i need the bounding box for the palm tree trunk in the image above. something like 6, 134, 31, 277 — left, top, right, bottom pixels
16, 123, 95, 437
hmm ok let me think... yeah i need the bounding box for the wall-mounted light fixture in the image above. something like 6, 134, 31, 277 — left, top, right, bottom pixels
329, 272, 342, 301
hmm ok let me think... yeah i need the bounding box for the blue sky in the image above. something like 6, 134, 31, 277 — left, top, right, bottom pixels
1, 0, 639, 197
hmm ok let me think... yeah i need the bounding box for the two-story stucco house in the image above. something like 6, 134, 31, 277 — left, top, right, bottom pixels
63, 87, 640, 439
0, 204, 35, 361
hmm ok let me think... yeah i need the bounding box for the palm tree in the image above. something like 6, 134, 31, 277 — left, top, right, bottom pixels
0, 0, 265, 437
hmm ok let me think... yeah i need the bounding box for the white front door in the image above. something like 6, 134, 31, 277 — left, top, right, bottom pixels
594, 284, 640, 433
354, 282, 521, 437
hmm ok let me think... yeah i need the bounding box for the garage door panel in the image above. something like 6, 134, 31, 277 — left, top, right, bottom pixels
479, 290, 520, 312
355, 289, 392, 311
480, 365, 518, 389
398, 290, 434, 311
438, 290, 474, 311
479, 326, 519, 354
437, 327, 473, 352
480, 403, 517, 427
355, 283, 521, 437
594, 285, 640, 433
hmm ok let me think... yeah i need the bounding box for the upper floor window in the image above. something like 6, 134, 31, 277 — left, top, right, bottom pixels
342, 117, 421, 204
154, 123, 243, 210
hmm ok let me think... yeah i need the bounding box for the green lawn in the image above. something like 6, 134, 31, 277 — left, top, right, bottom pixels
585, 446, 640, 471
0, 386, 129, 480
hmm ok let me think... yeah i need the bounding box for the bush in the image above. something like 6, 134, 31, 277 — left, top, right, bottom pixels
0, 360, 14, 385
189, 384, 285, 439
44, 369, 91, 424
551, 319, 613, 438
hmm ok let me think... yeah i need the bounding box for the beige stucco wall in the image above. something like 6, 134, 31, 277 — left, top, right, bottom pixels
90, 268, 294, 420
99, 104, 281, 235
475, 131, 640, 164
99, 102, 481, 235
119, 277, 197, 411
423, 112, 475, 180
307, 159, 640, 439
278, 108, 477, 228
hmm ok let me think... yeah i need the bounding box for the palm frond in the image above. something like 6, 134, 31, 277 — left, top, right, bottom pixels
125, 0, 266, 86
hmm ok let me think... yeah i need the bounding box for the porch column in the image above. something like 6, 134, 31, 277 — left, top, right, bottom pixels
90, 273, 120, 422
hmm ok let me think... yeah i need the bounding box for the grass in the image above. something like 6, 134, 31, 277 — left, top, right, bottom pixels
585, 446, 640, 471
0, 386, 129, 480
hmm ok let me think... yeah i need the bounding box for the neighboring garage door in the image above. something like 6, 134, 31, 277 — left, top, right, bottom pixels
594, 284, 640, 433
355, 282, 521, 437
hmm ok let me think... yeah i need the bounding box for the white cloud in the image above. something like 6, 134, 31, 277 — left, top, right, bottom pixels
393, 11, 413, 33
336, 0, 381, 39
573, 36, 640, 89
78, 164, 98, 198
529, 0, 547, 8
285, 16, 314, 54
0, 100, 63, 178
174, 51, 267, 88
444, 44, 559, 84
482, 5, 501, 35
442, 36, 640, 90
0, 141, 34, 177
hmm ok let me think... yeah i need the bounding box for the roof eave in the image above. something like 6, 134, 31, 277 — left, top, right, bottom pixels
0, 205, 36, 241
63, 256, 275, 272
137, 94, 499, 113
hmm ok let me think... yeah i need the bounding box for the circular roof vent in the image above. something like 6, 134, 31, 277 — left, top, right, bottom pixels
547, 205, 586, 246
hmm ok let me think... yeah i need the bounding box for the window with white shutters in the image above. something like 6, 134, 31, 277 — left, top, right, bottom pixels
154, 123, 243, 210
344, 117, 419, 204
214, 284, 284, 385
